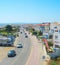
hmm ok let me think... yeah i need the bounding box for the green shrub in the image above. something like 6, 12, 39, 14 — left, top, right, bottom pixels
51, 60, 58, 65
48, 41, 53, 46
32, 31, 37, 35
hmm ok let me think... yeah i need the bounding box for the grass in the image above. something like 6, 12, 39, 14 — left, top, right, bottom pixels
51, 60, 58, 65
48, 59, 60, 65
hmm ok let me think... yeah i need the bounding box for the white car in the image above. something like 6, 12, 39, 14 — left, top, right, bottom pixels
17, 44, 23, 48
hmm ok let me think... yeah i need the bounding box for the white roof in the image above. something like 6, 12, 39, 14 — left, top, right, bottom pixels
0, 36, 11, 41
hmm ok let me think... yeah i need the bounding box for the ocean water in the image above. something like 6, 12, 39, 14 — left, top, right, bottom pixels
0, 23, 20, 26
0, 24, 7, 26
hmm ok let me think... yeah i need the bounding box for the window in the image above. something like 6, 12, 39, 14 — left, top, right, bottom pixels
55, 35, 58, 39
54, 26, 57, 29
49, 35, 53, 39
51, 29, 54, 33
55, 41, 59, 43
55, 30, 58, 32
59, 30, 60, 33
55, 45, 60, 48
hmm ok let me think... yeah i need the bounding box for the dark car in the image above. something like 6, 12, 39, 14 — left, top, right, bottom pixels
20, 32, 22, 34
8, 50, 16, 57
25, 35, 28, 38
17, 44, 23, 48
25, 33, 27, 35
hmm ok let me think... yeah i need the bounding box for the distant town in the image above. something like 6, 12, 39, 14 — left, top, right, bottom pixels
0, 22, 60, 65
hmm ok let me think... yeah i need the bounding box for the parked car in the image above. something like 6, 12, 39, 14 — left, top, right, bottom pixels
17, 44, 23, 48
8, 50, 16, 57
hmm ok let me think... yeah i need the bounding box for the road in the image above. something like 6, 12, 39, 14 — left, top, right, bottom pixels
0, 27, 45, 65
25, 31, 45, 65
0, 30, 31, 65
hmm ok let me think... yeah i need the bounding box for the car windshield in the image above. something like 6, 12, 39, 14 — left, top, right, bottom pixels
18, 44, 22, 45
9, 50, 15, 53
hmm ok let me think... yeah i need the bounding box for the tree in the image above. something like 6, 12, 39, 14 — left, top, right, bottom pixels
37, 31, 42, 36
32, 31, 37, 35
29, 28, 35, 33
32, 28, 35, 31
5, 25, 13, 33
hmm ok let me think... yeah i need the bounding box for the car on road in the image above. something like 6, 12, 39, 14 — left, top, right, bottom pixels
25, 33, 27, 35
8, 50, 16, 57
20, 32, 22, 34
17, 44, 23, 48
25, 35, 28, 38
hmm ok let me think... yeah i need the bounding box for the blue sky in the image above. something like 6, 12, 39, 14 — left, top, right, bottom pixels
0, 0, 60, 23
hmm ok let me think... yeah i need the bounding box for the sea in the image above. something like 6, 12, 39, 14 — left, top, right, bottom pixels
0, 23, 20, 26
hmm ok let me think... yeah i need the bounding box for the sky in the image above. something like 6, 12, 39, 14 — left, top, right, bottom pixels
0, 0, 60, 23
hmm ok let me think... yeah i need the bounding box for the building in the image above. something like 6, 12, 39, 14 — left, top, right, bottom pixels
36, 23, 50, 33
50, 22, 60, 49
35, 23, 50, 39
0, 36, 14, 46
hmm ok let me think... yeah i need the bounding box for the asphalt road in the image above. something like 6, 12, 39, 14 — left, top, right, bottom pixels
0, 30, 31, 65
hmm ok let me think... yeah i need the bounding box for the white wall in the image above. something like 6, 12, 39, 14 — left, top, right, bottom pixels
50, 23, 60, 48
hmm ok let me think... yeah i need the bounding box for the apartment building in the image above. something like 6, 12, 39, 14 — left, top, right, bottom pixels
35, 23, 50, 39
37, 23, 50, 33
50, 22, 60, 49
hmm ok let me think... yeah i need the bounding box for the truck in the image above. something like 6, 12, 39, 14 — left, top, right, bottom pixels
0, 36, 14, 46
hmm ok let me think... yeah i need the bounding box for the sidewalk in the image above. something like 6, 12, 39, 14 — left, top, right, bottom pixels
25, 32, 45, 65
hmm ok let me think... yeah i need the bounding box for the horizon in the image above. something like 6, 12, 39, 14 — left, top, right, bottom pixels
0, 21, 59, 24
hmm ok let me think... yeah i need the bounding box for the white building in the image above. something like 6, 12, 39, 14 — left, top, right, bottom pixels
36, 23, 50, 33
50, 22, 60, 49
33, 23, 50, 33
0, 36, 12, 45
33, 25, 40, 31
